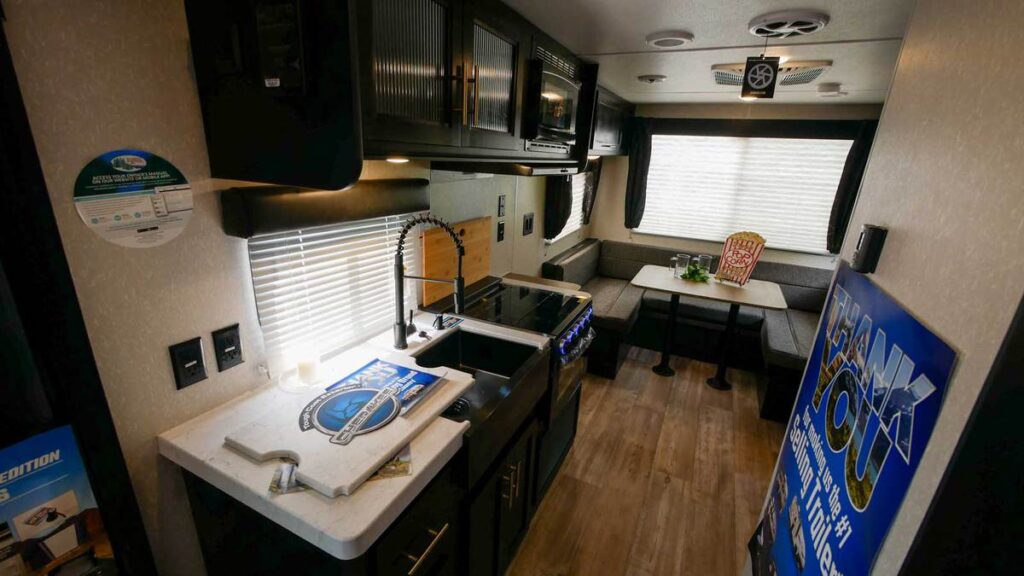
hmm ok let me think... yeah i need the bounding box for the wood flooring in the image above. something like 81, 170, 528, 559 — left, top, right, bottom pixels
507, 347, 786, 576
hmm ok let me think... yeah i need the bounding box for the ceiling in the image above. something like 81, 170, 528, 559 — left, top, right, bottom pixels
501, 0, 915, 104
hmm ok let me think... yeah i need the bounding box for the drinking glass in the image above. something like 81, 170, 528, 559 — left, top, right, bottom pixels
696, 254, 712, 273
674, 254, 690, 278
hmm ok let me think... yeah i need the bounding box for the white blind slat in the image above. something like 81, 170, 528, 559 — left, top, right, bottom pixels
637, 135, 853, 253
248, 213, 422, 373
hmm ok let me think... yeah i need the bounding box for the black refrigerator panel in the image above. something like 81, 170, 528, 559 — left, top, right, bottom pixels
184, 0, 363, 190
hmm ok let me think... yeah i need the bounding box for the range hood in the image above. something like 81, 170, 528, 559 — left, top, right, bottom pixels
431, 161, 579, 177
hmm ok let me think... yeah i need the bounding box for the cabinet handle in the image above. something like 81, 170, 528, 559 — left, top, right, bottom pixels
505, 464, 518, 510
406, 522, 450, 576
501, 472, 512, 507
515, 460, 523, 500
450, 64, 465, 122
468, 64, 479, 127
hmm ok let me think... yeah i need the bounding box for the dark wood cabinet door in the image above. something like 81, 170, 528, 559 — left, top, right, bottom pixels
496, 424, 535, 573
460, 0, 525, 151
589, 86, 633, 155
357, 0, 463, 149
376, 465, 460, 576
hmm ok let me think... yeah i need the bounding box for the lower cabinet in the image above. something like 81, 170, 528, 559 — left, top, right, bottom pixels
375, 465, 461, 576
183, 464, 460, 576
182, 416, 560, 576
466, 419, 539, 576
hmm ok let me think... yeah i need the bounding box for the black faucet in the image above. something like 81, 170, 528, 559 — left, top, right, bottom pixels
394, 215, 465, 349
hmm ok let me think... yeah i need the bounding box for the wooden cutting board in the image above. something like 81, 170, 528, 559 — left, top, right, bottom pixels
422, 216, 491, 306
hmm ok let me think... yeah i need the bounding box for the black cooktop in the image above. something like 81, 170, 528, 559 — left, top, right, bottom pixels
459, 281, 588, 336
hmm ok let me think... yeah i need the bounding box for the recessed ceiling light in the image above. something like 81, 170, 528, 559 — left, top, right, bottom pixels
645, 30, 695, 49
637, 74, 668, 84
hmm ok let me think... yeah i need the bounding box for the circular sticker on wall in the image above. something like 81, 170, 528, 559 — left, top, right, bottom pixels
73, 149, 192, 248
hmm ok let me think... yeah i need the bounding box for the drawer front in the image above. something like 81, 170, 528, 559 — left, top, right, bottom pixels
377, 467, 460, 576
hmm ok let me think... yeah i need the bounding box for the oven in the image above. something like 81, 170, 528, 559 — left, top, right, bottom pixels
535, 305, 593, 500
548, 305, 593, 425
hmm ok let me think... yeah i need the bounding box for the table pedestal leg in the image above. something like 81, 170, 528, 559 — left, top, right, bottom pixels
706, 303, 739, 391
653, 294, 679, 377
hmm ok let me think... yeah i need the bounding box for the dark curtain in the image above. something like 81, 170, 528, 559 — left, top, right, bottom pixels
543, 174, 573, 240
581, 158, 602, 225
624, 117, 654, 229
827, 120, 878, 253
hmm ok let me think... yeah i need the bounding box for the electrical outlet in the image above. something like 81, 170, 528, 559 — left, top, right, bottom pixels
497, 194, 506, 217
212, 324, 244, 372
497, 220, 505, 242
523, 212, 534, 236
169, 337, 207, 390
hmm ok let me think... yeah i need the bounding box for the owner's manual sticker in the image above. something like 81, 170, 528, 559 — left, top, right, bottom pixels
73, 149, 192, 248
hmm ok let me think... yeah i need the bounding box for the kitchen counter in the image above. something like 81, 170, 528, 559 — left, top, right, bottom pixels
157, 311, 548, 561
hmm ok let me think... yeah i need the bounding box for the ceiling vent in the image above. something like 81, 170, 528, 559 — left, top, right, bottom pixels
748, 10, 830, 38
817, 82, 848, 98
711, 60, 832, 86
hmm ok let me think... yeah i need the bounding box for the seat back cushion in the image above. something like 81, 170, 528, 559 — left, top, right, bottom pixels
542, 239, 601, 287
750, 261, 833, 313
598, 240, 721, 281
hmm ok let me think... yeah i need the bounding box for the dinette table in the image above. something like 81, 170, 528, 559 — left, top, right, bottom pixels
630, 264, 787, 390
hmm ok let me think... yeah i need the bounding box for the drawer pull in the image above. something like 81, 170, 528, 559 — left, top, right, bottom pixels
407, 522, 450, 576
506, 464, 518, 510
515, 461, 523, 499
501, 472, 512, 505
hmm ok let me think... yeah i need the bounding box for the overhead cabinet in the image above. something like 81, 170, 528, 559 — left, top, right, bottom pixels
355, 0, 463, 149
357, 0, 591, 162
185, 0, 601, 188
461, 1, 526, 151
589, 86, 635, 156
185, 0, 363, 190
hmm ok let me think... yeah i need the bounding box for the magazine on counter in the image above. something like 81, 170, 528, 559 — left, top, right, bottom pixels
325, 359, 444, 416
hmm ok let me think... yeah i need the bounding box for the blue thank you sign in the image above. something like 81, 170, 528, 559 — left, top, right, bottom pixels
749, 262, 956, 576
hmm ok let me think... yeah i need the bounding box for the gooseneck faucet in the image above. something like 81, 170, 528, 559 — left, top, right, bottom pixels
394, 215, 465, 349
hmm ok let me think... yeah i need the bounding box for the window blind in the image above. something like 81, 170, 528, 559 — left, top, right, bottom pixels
637, 135, 854, 253
549, 174, 586, 243
247, 213, 421, 373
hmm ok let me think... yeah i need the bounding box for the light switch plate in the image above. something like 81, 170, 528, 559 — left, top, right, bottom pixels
523, 212, 534, 236
497, 220, 505, 242
212, 324, 244, 372
169, 337, 207, 390
497, 194, 506, 217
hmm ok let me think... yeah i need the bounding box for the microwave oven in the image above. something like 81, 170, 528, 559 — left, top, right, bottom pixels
523, 48, 582, 154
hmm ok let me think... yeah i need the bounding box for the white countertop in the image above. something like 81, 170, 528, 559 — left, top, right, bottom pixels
631, 264, 788, 310
157, 311, 549, 560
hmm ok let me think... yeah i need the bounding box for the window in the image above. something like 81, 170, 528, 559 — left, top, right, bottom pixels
549, 173, 586, 243
247, 213, 421, 373
638, 135, 854, 253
